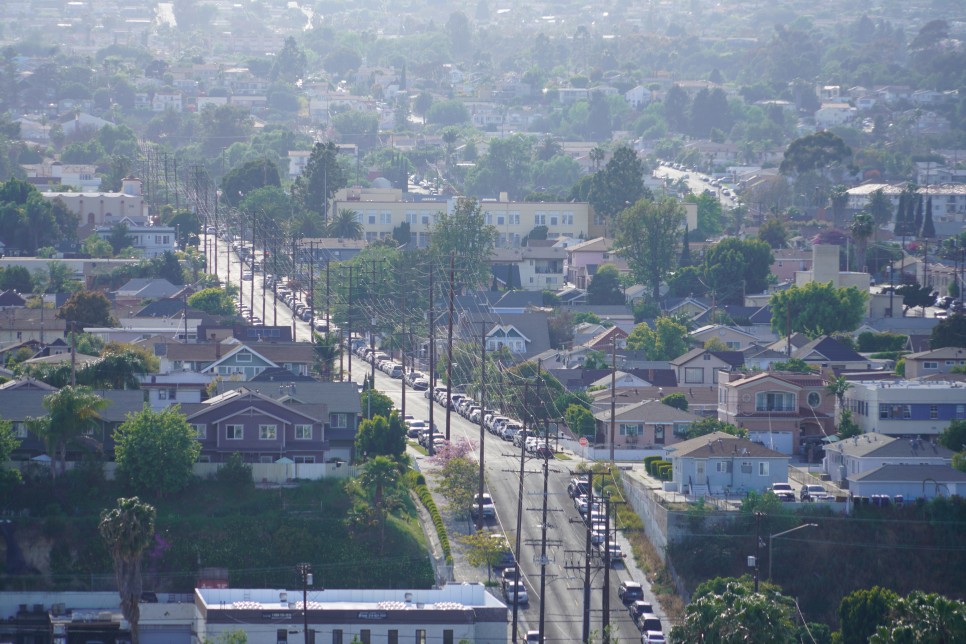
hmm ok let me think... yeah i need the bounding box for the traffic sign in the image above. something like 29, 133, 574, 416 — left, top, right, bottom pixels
579, 437, 588, 447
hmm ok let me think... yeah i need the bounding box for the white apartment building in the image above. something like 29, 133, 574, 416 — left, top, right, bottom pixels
330, 188, 594, 248
842, 380, 966, 438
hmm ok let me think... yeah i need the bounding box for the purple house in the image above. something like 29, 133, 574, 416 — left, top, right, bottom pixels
181, 387, 345, 464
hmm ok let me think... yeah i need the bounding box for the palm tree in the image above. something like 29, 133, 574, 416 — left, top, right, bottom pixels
360, 456, 401, 554
26, 386, 109, 479
99, 497, 156, 644
327, 208, 363, 240
589, 146, 606, 171
312, 331, 340, 381
849, 212, 875, 271
441, 127, 460, 165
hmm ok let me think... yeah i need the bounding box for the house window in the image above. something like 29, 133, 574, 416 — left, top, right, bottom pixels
880, 404, 911, 419
380, 212, 391, 225
13, 422, 27, 438
619, 423, 641, 436
673, 423, 690, 437
726, 341, 741, 350
406, 212, 418, 224
226, 424, 243, 440
295, 424, 313, 440
332, 630, 343, 644
388, 631, 398, 644
740, 461, 752, 474
497, 215, 505, 225
535, 214, 546, 225
759, 462, 769, 476
550, 215, 558, 226
654, 425, 665, 444
509, 213, 520, 225
367, 214, 376, 224
415, 630, 426, 644
236, 352, 252, 362
260, 455, 273, 463
716, 461, 732, 473
294, 456, 315, 463
703, 353, 711, 360
443, 631, 454, 644
930, 405, 938, 419
158, 389, 167, 400
193, 424, 207, 439
330, 413, 347, 428
684, 368, 704, 384
755, 391, 795, 412
259, 424, 277, 440
807, 392, 821, 407
923, 361, 939, 369
421, 214, 430, 225
360, 630, 371, 644
957, 405, 965, 419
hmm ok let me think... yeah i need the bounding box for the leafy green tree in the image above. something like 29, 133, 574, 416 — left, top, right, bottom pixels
271, 36, 306, 82
770, 282, 868, 336
668, 265, 709, 298
0, 265, 34, 292
626, 317, 689, 361
57, 290, 117, 329
25, 386, 108, 479
41, 261, 83, 294
323, 47, 362, 78
355, 413, 406, 460
292, 142, 347, 221
332, 110, 379, 151
939, 419, 966, 452
615, 196, 685, 300
589, 145, 649, 221
0, 420, 23, 497
187, 288, 236, 317
149, 251, 186, 285
758, 217, 788, 249
360, 389, 394, 420
670, 576, 798, 643
83, 235, 114, 258
870, 591, 966, 643
460, 529, 511, 582
771, 358, 816, 373
587, 263, 625, 304
703, 238, 774, 303
565, 404, 596, 438
429, 198, 498, 290
837, 409, 862, 439
327, 208, 364, 239
838, 586, 900, 644
99, 497, 156, 644
437, 455, 479, 515
220, 159, 282, 208
464, 135, 533, 199
686, 418, 748, 440
897, 283, 935, 313
779, 130, 852, 176
930, 314, 966, 349
425, 100, 470, 126
662, 393, 689, 411
114, 406, 201, 497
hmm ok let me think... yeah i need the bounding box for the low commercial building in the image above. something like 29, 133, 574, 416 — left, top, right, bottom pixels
197, 584, 508, 644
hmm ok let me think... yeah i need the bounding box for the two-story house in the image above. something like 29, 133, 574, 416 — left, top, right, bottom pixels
564, 238, 627, 289
688, 325, 760, 351
489, 246, 567, 291
822, 433, 954, 485
718, 371, 835, 455
154, 341, 315, 379
902, 347, 966, 379
671, 348, 745, 386
664, 431, 790, 496
840, 380, 966, 438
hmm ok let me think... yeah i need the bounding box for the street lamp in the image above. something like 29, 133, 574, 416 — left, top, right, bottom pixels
768, 523, 818, 581
297, 562, 313, 643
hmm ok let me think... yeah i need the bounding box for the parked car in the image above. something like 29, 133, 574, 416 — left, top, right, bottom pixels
635, 613, 662, 634
488, 534, 515, 569
800, 484, 830, 502
628, 600, 655, 623
471, 493, 495, 519
642, 631, 666, 643
769, 482, 796, 502
619, 581, 644, 605
503, 580, 528, 605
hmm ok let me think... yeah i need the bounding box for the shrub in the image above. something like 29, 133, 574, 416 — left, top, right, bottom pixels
216, 452, 254, 488
857, 331, 907, 353
410, 475, 451, 564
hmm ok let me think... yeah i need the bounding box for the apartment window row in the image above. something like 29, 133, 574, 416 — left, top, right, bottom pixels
879, 404, 912, 420
331, 630, 448, 644
756, 391, 795, 413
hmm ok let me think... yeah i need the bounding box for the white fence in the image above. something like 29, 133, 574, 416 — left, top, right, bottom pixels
559, 438, 664, 463
20, 460, 357, 483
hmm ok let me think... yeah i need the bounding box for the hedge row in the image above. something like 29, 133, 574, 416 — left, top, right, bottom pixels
410, 474, 452, 565
645, 457, 673, 481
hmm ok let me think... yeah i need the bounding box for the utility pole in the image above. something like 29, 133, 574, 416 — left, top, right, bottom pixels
369, 259, 381, 389
427, 264, 436, 455
476, 320, 487, 533
511, 380, 529, 642
308, 242, 315, 335
609, 339, 617, 462
400, 289, 408, 420
445, 251, 455, 440
537, 391, 550, 644
754, 511, 762, 592
346, 266, 353, 383
325, 259, 331, 341
69, 321, 77, 387
602, 496, 611, 642
581, 470, 594, 644
249, 209, 256, 322
272, 232, 279, 327
291, 232, 298, 342
238, 212, 245, 315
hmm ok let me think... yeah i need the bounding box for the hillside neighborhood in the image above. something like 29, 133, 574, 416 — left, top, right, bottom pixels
1, 0, 966, 642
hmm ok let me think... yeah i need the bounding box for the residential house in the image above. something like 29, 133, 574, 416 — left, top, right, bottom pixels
689, 325, 759, 351
718, 371, 835, 455
489, 246, 567, 291
153, 340, 314, 379
41, 177, 148, 228
815, 103, 857, 128
793, 335, 874, 372
593, 399, 702, 449
564, 238, 628, 290
840, 380, 966, 438
115, 278, 182, 300
583, 326, 628, 352
671, 348, 744, 386
822, 433, 953, 485
140, 372, 212, 411
95, 224, 176, 258
24, 161, 101, 191
0, 291, 27, 309
0, 379, 146, 461
848, 464, 966, 500
589, 383, 719, 417
664, 431, 790, 495
794, 245, 873, 313
200, 344, 312, 380
458, 312, 551, 360
771, 249, 813, 283
902, 347, 966, 379
212, 381, 362, 462
179, 387, 329, 464
298, 238, 369, 265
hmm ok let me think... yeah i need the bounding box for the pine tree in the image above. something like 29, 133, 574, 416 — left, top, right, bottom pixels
921, 196, 936, 238
910, 195, 923, 235
680, 225, 692, 266
894, 192, 907, 235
